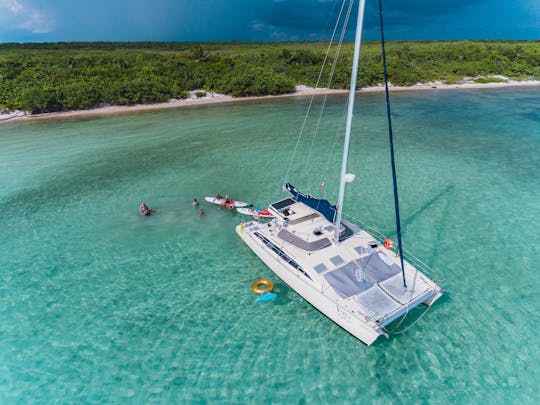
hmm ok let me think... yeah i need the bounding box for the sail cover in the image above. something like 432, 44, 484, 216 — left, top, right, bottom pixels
284, 183, 337, 223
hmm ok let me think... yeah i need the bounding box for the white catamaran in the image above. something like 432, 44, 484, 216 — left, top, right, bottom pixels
235, 0, 442, 346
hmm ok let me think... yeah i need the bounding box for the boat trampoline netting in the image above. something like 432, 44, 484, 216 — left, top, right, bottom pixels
324, 252, 401, 299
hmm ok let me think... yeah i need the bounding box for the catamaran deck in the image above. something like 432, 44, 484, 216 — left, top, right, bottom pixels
240, 198, 440, 329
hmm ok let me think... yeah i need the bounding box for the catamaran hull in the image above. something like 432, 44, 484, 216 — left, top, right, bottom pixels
236, 224, 385, 346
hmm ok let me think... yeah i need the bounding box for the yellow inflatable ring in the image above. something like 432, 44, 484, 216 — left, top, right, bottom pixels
252, 279, 274, 294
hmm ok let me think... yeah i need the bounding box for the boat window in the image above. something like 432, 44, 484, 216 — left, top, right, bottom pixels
253, 232, 312, 280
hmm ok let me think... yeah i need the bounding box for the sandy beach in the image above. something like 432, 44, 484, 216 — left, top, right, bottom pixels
2, 79, 539, 124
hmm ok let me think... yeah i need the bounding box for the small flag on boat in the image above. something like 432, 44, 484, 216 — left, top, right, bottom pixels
384, 238, 394, 249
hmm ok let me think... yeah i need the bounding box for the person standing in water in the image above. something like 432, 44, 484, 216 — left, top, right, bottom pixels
192, 198, 199, 207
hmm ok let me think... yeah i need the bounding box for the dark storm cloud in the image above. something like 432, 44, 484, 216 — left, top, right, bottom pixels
248, 0, 497, 40
248, 0, 534, 39
1, 0, 537, 42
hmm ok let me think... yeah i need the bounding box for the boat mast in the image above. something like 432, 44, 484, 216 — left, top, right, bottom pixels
334, 0, 367, 244
378, 0, 407, 287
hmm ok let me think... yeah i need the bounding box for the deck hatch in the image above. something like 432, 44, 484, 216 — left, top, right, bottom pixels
354, 246, 373, 256
313, 263, 327, 273
330, 255, 345, 266
271, 198, 296, 210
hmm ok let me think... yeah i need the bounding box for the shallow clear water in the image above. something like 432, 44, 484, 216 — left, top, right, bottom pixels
0, 88, 538, 404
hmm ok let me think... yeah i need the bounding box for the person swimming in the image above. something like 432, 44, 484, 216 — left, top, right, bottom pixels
139, 202, 159, 216
139, 202, 150, 216
192, 198, 199, 207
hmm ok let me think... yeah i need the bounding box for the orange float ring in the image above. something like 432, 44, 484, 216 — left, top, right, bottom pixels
251, 279, 274, 294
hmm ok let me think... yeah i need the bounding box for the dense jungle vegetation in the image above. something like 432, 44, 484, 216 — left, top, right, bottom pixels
0, 41, 538, 114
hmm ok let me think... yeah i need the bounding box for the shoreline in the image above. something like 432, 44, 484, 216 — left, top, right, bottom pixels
2, 80, 539, 124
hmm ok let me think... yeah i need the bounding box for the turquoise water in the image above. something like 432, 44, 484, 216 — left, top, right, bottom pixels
0, 88, 538, 404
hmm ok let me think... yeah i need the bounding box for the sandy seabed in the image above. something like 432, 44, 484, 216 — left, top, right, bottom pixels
1, 80, 539, 124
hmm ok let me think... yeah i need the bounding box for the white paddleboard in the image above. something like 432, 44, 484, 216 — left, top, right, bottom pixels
237, 207, 274, 218
204, 197, 248, 207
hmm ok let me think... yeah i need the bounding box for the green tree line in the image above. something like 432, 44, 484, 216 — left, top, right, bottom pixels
0, 41, 538, 114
